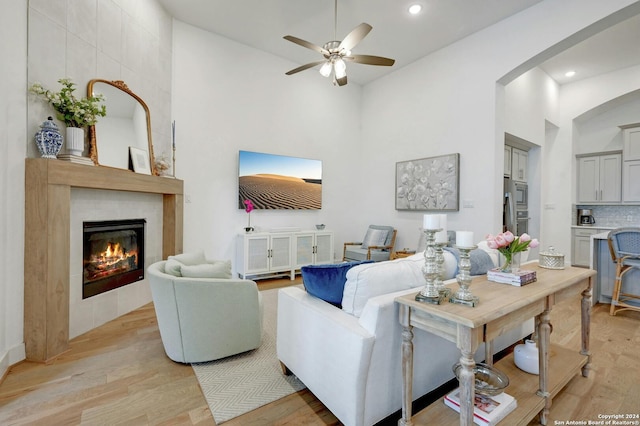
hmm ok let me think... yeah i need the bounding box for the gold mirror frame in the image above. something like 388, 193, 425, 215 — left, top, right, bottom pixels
87, 79, 157, 175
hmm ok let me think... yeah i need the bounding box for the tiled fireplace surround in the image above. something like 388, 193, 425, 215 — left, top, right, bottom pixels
24, 159, 183, 362
69, 189, 162, 339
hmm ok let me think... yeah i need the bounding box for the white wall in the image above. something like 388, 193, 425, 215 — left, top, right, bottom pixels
0, 0, 172, 373
0, 0, 27, 378
360, 0, 639, 251
27, 0, 173, 159
171, 22, 363, 263
574, 92, 640, 155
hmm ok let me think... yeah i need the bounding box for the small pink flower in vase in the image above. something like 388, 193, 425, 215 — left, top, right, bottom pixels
486, 231, 539, 273
244, 199, 255, 232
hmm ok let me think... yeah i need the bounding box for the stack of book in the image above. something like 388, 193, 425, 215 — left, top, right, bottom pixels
487, 268, 537, 286
444, 388, 517, 426
57, 154, 95, 166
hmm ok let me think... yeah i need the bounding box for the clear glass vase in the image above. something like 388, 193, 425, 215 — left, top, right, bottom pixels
501, 252, 521, 273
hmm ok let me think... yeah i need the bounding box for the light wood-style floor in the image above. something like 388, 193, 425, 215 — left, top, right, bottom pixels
1, 277, 638, 425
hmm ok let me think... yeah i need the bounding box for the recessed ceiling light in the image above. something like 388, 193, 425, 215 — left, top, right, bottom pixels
565, 70, 576, 78
408, 4, 422, 15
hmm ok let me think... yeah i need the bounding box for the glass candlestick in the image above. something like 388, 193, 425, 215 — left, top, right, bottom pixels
449, 244, 479, 307
416, 228, 446, 304
435, 242, 451, 298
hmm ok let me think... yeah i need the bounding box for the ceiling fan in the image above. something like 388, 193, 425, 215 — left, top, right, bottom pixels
283, 0, 395, 86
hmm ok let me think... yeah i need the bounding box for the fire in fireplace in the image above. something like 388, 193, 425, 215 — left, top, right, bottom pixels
83, 219, 146, 299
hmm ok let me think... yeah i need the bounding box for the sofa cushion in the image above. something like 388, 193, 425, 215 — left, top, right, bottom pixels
302, 261, 373, 307
181, 261, 232, 279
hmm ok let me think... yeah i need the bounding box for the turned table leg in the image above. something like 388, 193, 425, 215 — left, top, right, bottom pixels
399, 305, 414, 426
537, 301, 552, 425
581, 278, 592, 377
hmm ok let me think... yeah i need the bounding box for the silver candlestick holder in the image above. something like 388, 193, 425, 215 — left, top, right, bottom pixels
449, 245, 479, 307
435, 242, 451, 298
416, 228, 447, 304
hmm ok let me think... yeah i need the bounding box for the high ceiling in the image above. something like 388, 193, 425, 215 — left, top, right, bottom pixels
157, 0, 640, 86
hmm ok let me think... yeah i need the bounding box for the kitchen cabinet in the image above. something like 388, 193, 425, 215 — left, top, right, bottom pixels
511, 147, 528, 182
623, 126, 640, 202
623, 125, 640, 160
572, 227, 601, 267
504, 145, 512, 177
576, 152, 621, 203
293, 231, 334, 268
237, 230, 334, 280
623, 161, 640, 201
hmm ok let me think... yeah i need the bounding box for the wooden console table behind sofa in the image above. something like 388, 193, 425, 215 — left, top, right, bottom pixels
396, 264, 594, 426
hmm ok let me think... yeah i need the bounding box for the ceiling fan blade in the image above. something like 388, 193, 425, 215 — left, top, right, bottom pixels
285, 60, 327, 75
338, 23, 372, 52
344, 54, 395, 66
283, 35, 329, 55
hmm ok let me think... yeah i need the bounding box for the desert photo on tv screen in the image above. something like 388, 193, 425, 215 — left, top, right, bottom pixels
238, 150, 322, 209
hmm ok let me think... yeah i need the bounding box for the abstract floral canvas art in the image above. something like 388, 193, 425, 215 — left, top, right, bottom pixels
395, 153, 459, 211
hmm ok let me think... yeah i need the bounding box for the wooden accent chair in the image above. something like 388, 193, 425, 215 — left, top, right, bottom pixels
607, 227, 640, 316
343, 225, 397, 262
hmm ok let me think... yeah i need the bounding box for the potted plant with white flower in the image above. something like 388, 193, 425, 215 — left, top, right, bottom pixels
30, 78, 106, 157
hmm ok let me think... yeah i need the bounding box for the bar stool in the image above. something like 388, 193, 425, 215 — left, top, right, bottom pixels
607, 227, 640, 316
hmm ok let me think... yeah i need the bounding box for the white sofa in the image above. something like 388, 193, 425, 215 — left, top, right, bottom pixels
277, 245, 533, 426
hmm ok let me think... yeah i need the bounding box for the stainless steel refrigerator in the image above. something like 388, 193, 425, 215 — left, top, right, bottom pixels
503, 177, 528, 235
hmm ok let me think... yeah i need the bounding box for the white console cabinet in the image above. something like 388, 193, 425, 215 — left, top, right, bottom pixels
236, 230, 334, 280
293, 232, 334, 268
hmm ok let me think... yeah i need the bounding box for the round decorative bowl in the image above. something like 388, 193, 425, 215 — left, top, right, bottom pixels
315, 224, 325, 230
452, 362, 509, 396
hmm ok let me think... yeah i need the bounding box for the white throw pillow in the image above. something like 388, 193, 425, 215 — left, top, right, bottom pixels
342, 251, 458, 317
342, 257, 425, 317
164, 258, 184, 277
180, 261, 232, 279
168, 250, 206, 266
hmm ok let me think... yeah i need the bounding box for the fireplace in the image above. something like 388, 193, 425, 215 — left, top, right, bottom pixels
83, 219, 146, 299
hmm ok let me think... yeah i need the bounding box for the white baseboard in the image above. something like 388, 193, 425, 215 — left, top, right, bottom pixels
0, 342, 26, 381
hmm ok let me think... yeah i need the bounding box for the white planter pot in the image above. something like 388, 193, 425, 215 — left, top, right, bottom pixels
514, 339, 539, 375
66, 127, 85, 156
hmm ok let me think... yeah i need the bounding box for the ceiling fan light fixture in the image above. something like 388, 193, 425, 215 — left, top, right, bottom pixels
334, 58, 347, 78
319, 61, 333, 77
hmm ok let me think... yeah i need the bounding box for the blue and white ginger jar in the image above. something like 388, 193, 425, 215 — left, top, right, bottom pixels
35, 116, 63, 159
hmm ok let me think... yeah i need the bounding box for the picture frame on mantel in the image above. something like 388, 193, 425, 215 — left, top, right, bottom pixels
395, 153, 460, 211
129, 146, 152, 175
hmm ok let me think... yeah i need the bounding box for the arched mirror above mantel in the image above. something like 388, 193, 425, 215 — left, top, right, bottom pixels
87, 79, 157, 175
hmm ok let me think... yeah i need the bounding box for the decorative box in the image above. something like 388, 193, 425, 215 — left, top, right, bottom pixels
538, 246, 565, 269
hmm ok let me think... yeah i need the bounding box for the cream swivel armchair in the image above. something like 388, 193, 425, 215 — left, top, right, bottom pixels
148, 257, 263, 363
343, 225, 397, 262
607, 227, 640, 316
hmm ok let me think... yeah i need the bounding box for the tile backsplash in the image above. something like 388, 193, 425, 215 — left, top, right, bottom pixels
576, 204, 640, 227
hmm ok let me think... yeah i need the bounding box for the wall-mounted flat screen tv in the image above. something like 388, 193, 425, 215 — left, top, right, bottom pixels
238, 150, 322, 210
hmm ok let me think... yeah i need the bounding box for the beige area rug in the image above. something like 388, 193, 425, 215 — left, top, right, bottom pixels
191, 286, 306, 424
